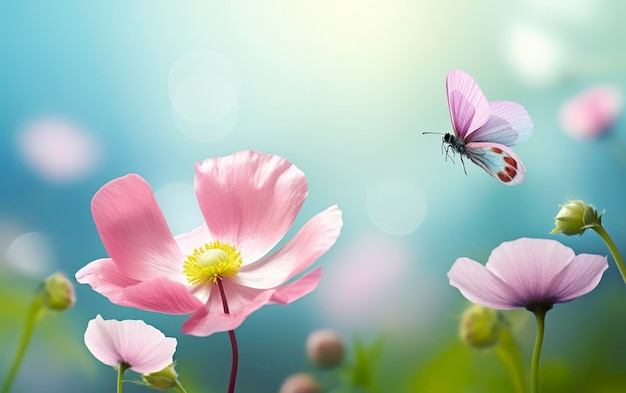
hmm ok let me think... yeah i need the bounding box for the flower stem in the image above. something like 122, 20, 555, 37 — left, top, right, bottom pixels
1, 293, 45, 393
592, 225, 626, 284
496, 327, 526, 393
530, 307, 548, 393
217, 279, 239, 393
117, 364, 129, 393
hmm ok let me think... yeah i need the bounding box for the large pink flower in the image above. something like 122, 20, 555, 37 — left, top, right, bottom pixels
84, 315, 177, 374
76, 150, 343, 336
448, 238, 608, 310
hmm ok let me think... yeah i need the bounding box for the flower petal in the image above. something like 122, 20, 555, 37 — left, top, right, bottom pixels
549, 253, 608, 303
233, 206, 342, 289
84, 315, 124, 368
182, 268, 322, 336
194, 150, 308, 263
84, 315, 177, 374
181, 285, 273, 336
485, 238, 575, 301
92, 174, 185, 282
124, 331, 177, 374
222, 268, 322, 316
269, 267, 323, 304
174, 223, 212, 256
75, 258, 139, 306
448, 257, 521, 309
123, 277, 204, 314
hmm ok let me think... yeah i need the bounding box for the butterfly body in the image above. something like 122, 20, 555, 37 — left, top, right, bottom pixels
439, 70, 534, 185
443, 132, 469, 158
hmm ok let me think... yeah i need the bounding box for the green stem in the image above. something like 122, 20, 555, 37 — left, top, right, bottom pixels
593, 225, 626, 284
1, 293, 45, 393
117, 364, 129, 393
530, 307, 548, 393
496, 328, 526, 393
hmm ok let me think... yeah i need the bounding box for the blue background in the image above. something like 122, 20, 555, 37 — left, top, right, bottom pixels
2, 1, 626, 392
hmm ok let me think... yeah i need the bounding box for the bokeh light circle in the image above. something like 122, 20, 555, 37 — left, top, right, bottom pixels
171, 75, 238, 123
169, 51, 240, 142
5, 232, 54, 276
366, 174, 428, 236
170, 103, 240, 143
506, 23, 566, 87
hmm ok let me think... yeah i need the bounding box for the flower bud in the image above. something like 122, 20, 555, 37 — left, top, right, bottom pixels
142, 363, 179, 391
279, 373, 320, 393
306, 329, 345, 369
42, 273, 75, 311
551, 200, 603, 236
459, 304, 501, 349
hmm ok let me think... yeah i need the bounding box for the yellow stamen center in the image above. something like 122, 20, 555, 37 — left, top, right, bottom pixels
182, 241, 243, 285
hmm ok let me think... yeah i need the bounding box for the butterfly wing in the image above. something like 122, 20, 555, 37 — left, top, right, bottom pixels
446, 70, 490, 140
465, 142, 526, 185
465, 100, 534, 146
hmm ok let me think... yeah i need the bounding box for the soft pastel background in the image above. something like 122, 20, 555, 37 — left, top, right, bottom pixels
2, 1, 626, 392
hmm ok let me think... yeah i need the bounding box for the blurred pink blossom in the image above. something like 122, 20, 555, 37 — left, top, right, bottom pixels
317, 235, 442, 334
76, 150, 342, 336
16, 117, 102, 182
558, 84, 624, 140
84, 315, 177, 374
448, 238, 607, 310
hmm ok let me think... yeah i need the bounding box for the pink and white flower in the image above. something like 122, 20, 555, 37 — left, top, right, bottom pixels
84, 315, 177, 374
448, 238, 608, 310
76, 150, 343, 336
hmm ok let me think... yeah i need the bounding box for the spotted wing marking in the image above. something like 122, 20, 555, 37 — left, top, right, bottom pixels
466, 143, 526, 185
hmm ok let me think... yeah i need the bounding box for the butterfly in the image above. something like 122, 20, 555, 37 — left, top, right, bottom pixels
436, 69, 534, 185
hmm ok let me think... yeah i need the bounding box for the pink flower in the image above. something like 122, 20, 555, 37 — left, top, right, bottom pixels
448, 238, 608, 310
84, 315, 177, 374
558, 84, 624, 141
76, 150, 343, 336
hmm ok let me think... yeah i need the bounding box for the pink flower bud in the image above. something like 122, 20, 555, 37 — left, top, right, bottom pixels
306, 329, 345, 369
279, 373, 320, 393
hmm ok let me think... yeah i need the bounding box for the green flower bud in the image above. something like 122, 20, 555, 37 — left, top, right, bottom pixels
142, 363, 179, 391
551, 200, 603, 236
42, 273, 75, 311
459, 304, 501, 349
